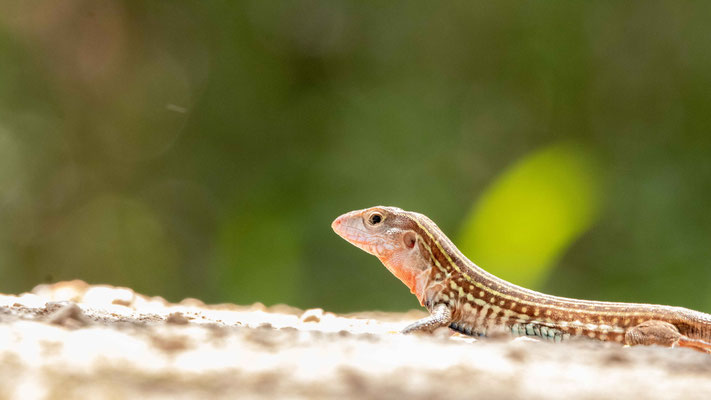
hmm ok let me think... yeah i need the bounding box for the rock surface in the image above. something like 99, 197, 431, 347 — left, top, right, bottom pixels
0, 280, 709, 399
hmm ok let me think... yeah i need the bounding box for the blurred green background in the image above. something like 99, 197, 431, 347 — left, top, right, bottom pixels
1, 1, 710, 313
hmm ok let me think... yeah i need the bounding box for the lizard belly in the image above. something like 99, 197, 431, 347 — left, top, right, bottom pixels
448, 302, 494, 337
449, 299, 569, 342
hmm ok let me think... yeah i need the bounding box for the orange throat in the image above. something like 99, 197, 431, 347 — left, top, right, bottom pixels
379, 256, 427, 305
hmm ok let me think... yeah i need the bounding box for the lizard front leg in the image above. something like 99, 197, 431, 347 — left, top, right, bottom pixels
401, 303, 452, 334
625, 320, 711, 353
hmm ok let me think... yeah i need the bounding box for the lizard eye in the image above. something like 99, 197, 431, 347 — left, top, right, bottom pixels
368, 213, 383, 225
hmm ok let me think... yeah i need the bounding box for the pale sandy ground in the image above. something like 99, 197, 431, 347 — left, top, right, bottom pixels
0, 281, 709, 400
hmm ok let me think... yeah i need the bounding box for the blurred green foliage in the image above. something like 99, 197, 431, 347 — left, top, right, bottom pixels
459, 142, 603, 288
0, 1, 710, 312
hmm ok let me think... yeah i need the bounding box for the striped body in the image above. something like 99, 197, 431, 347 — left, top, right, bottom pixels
411, 212, 711, 343
332, 206, 711, 351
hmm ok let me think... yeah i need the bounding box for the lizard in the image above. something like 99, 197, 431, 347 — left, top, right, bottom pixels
332, 206, 711, 353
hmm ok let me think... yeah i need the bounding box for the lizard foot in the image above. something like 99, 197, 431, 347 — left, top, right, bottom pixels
401, 303, 452, 335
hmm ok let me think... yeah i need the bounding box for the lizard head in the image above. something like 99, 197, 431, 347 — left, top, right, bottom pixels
332, 206, 433, 299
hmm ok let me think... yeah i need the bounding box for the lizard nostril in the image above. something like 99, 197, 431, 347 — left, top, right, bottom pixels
331, 216, 344, 233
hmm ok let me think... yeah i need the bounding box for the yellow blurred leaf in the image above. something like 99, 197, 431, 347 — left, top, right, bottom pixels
458, 142, 603, 288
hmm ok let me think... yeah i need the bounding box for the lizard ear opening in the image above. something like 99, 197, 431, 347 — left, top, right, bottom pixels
403, 231, 417, 249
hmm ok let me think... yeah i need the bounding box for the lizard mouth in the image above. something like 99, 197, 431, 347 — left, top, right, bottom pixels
332, 218, 368, 245
331, 215, 381, 255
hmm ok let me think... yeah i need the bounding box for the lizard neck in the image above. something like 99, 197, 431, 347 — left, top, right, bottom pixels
378, 253, 436, 306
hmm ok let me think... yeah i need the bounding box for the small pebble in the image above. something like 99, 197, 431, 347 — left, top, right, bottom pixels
300, 308, 324, 323
166, 312, 189, 325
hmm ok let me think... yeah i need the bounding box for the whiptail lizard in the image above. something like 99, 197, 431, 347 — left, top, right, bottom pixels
332, 206, 711, 353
